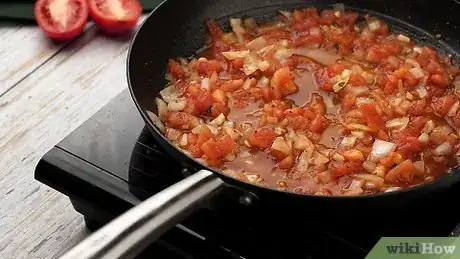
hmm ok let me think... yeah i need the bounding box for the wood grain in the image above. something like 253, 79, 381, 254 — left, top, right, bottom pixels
0, 16, 146, 259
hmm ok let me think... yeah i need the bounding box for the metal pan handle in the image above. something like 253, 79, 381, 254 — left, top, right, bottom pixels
58, 170, 224, 259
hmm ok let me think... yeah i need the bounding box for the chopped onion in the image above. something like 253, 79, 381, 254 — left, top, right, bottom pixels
346, 86, 370, 97
230, 18, 246, 43
448, 101, 460, 117
385, 187, 402, 192
147, 111, 165, 133
179, 134, 188, 147
333, 153, 345, 161
387, 56, 400, 68
369, 139, 396, 162
405, 58, 420, 67
311, 151, 330, 166
309, 27, 321, 37
423, 120, 435, 134
279, 10, 292, 20
210, 113, 226, 126
224, 126, 241, 140
271, 137, 291, 156
293, 133, 313, 150
413, 160, 425, 173
355, 97, 373, 106
405, 92, 414, 100
155, 98, 168, 120
413, 46, 423, 53
409, 67, 424, 79
222, 50, 249, 60
415, 85, 428, 98
274, 127, 287, 135
344, 123, 374, 132
397, 34, 411, 43
243, 53, 266, 75
167, 97, 187, 111
351, 131, 365, 138
258, 60, 271, 71
246, 36, 268, 50
362, 160, 377, 173
340, 136, 357, 148
418, 133, 429, 144
242, 78, 252, 90
166, 128, 182, 141
257, 77, 270, 88
349, 180, 363, 189
351, 173, 384, 185
274, 48, 293, 65
385, 117, 409, 131
159, 84, 180, 103
294, 48, 340, 65
297, 146, 314, 173
207, 125, 219, 135
201, 78, 210, 90
433, 142, 453, 156
368, 21, 381, 31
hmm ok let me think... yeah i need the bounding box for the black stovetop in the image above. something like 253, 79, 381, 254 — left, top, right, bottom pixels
34, 89, 460, 259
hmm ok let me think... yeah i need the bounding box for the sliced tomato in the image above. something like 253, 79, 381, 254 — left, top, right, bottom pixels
88, 0, 142, 34
34, 0, 89, 41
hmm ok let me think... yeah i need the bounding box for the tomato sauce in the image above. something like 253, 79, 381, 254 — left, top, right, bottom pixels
157, 7, 460, 196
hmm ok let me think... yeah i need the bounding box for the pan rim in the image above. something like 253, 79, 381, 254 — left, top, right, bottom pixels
126, 0, 460, 200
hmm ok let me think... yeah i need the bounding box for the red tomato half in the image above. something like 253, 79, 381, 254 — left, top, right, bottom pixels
88, 0, 142, 34
34, 0, 89, 41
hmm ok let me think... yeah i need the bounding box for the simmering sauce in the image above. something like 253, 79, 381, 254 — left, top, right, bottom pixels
156, 7, 460, 196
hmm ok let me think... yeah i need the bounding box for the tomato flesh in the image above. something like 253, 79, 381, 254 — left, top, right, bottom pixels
88, 0, 142, 34
34, 0, 89, 41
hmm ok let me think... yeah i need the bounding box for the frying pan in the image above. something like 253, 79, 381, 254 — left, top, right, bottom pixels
60, 0, 460, 258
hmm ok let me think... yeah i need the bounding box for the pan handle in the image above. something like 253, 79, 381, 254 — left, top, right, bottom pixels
58, 169, 224, 259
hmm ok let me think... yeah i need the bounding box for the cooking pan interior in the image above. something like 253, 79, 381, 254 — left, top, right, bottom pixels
127, 0, 460, 200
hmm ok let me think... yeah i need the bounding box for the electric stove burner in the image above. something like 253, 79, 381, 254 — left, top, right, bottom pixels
35, 89, 460, 259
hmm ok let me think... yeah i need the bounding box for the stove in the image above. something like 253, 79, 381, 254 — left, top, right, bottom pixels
35, 89, 460, 259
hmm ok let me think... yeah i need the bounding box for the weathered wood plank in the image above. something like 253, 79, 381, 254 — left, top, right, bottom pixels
0, 23, 93, 96
0, 16, 146, 259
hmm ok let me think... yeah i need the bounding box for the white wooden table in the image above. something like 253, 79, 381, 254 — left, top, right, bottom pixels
0, 16, 146, 259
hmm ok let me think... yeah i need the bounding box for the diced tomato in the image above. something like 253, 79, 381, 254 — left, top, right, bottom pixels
341, 94, 356, 111
284, 107, 304, 117
188, 144, 203, 158
332, 161, 361, 176
194, 59, 224, 76
193, 90, 213, 115
212, 89, 228, 104
231, 59, 244, 69
408, 99, 427, 116
201, 134, 236, 160
210, 103, 230, 117
385, 159, 419, 184
292, 17, 319, 32
247, 128, 277, 149
292, 34, 323, 47
432, 94, 457, 116
220, 79, 244, 92
310, 114, 329, 133
270, 67, 298, 95
166, 112, 192, 129
319, 10, 336, 25
429, 73, 449, 88
360, 103, 385, 132
395, 136, 422, 158
262, 29, 291, 42
196, 126, 214, 146
327, 63, 347, 76
168, 59, 185, 79
336, 12, 359, 26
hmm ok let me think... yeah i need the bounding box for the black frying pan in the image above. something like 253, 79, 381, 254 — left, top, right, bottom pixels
60, 0, 460, 258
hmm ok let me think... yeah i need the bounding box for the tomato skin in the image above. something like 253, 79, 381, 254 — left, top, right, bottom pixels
34, 0, 89, 41
360, 103, 385, 132
88, 0, 142, 35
